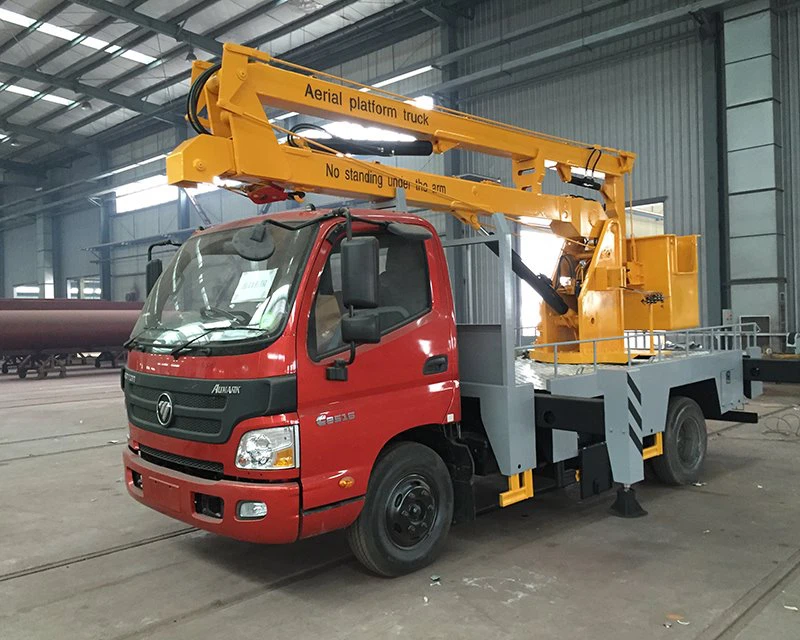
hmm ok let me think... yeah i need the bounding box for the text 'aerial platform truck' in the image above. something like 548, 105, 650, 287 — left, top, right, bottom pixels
121, 44, 798, 576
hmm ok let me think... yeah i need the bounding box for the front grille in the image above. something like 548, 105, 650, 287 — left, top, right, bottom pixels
123, 370, 296, 444
127, 383, 226, 410
139, 444, 224, 480
130, 404, 222, 436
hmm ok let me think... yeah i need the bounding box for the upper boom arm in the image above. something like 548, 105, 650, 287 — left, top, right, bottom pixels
167, 43, 635, 235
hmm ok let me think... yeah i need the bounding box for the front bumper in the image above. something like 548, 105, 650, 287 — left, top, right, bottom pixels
123, 448, 300, 544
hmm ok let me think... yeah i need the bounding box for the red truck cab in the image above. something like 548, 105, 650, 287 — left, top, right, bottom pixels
123, 208, 462, 575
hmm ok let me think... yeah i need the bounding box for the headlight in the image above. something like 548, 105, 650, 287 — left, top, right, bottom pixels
235, 426, 297, 470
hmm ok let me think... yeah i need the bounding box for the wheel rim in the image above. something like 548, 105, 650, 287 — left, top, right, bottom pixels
675, 415, 702, 468
384, 473, 437, 549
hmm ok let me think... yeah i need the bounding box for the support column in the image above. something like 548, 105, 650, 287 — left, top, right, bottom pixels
99, 194, 114, 300
177, 188, 190, 230
0, 227, 5, 298
440, 23, 468, 321
699, 10, 725, 324
98, 152, 114, 300
35, 213, 55, 298
52, 215, 64, 298
724, 1, 786, 336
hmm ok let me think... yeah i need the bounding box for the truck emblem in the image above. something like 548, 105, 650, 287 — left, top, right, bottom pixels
211, 384, 241, 394
316, 411, 356, 427
156, 393, 174, 426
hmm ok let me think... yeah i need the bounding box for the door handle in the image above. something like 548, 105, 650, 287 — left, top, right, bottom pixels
423, 355, 448, 375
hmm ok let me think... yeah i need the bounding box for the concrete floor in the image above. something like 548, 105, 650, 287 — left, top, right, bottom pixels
1, 368, 799, 640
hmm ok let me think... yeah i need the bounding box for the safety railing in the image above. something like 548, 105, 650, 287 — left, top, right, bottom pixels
517, 322, 761, 378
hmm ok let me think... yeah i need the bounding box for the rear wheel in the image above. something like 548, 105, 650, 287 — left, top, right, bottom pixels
347, 441, 454, 577
651, 396, 707, 485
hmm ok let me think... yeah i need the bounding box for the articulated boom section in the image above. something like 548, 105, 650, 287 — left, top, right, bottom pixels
166, 42, 699, 363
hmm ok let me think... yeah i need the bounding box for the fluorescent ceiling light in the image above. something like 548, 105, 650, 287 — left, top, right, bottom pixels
0, 8, 34, 26
0, 8, 156, 65
5, 85, 38, 98
372, 65, 433, 88
315, 121, 415, 143
269, 111, 299, 123
120, 49, 158, 65
4, 84, 75, 106
0, 133, 8, 141
91, 154, 167, 181
270, 65, 435, 121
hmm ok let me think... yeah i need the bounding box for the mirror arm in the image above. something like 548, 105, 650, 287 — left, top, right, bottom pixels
147, 239, 180, 261
325, 306, 357, 382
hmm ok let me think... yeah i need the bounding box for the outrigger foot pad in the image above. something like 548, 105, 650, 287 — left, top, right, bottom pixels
609, 487, 647, 518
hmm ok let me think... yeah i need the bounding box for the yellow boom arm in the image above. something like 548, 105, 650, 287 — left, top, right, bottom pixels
166, 43, 699, 363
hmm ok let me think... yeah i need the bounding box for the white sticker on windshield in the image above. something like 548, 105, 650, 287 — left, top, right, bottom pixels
231, 269, 277, 303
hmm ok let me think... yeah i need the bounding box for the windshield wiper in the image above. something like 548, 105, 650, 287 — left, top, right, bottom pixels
124, 328, 157, 351
170, 326, 263, 359
200, 306, 245, 324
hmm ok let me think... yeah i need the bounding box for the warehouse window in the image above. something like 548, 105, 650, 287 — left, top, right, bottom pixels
626, 200, 665, 237
67, 276, 102, 300
12, 284, 41, 299
114, 174, 216, 213
518, 228, 564, 337
115, 175, 177, 213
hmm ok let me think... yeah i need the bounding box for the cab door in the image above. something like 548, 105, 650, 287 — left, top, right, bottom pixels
295, 226, 457, 511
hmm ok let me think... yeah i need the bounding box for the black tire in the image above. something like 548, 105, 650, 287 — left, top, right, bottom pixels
1, 362, 8, 374
18, 367, 27, 379
651, 396, 707, 485
347, 442, 454, 577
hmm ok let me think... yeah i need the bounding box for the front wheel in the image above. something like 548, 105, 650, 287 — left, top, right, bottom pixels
651, 396, 707, 485
347, 441, 454, 577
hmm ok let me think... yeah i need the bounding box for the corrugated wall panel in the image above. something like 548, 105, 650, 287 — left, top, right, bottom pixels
453, 3, 706, 324
779, 4, 800, 328
3, 223, 36, 292
59, 209, 101, 281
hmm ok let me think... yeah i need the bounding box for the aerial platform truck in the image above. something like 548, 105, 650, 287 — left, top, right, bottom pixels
121, 44, 799, 576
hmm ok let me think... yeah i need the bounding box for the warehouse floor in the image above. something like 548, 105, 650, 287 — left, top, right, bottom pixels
1, 371, 799, 640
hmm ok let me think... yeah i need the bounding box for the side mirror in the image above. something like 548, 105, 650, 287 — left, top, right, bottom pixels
342, 311, 381, 344
145, 259, 163, 295
341, 236, 379, 308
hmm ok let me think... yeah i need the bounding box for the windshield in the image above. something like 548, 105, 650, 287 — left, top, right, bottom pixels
131, 223, 315, 351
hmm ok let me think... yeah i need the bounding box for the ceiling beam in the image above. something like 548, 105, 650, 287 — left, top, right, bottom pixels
0, 119, 96, 151
69, 0, 224, 55
402, 0, 466, 26
0, 1, 69, 56
1, 0, 353, 162
0, 60, 165, 116
243, 0, 361, 49
0, 0, 149, 110
435, 0, 736, 94
0, 158, 40, 176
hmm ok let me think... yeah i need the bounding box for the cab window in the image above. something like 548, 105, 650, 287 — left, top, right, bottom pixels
308, 232, 431, 359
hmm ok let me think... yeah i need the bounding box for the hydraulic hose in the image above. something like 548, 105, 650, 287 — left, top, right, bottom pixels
186, 63, 222, 135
